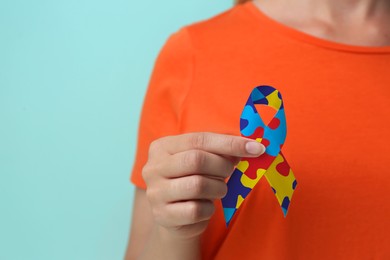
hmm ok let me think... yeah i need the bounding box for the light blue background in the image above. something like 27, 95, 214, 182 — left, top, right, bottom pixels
0, 1, 231, 259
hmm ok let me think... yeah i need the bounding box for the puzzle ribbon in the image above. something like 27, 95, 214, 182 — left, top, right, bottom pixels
222, 85, 297, 226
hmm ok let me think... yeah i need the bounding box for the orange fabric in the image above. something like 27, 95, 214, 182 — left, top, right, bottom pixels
131, 2, 390, 259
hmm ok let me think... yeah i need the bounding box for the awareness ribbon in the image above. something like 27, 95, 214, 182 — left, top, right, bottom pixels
222, 86, 297, 226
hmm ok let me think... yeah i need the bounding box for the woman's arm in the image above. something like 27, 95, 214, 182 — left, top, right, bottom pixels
124, 188, 153, 259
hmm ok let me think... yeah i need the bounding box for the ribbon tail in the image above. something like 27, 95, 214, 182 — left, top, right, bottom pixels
222, 153, 297, 225
264, 153, 297, 217
222, 160, 265, 226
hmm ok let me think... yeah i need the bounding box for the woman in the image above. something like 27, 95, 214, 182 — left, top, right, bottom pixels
126, 0, 390, 259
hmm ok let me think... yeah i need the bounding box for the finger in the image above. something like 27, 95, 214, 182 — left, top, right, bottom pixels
221, 155, 241, 165
162, 175, 227, 202
170, 220, 210, 238
160, 150, 234, 178
158, 200, 215, 227
160, 132, 265, 157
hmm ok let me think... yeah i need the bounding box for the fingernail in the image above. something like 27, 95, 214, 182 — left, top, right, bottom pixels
245, 141, 265, 155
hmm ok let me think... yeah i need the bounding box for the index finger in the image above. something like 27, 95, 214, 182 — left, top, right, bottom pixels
160, 132, 265, 157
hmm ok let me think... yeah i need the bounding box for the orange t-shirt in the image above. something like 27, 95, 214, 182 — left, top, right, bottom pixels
131, 2, 390, 259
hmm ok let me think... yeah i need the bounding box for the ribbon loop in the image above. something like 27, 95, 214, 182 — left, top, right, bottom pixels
222, 85, 297, 226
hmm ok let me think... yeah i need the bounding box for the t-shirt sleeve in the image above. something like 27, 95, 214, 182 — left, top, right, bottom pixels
130, 28, 194, 189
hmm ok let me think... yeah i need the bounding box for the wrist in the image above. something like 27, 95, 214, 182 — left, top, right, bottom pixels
153, 225, 202, 260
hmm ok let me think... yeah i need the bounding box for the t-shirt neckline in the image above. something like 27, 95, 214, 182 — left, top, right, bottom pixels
244, 1, 390, 54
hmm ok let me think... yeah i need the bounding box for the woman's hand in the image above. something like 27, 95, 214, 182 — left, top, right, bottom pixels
142, 132, 265, 240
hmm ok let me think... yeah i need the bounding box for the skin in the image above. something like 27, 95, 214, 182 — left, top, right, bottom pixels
126, 133, 265, 260
254, 0, 390, 46
125, 1, 390, 259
